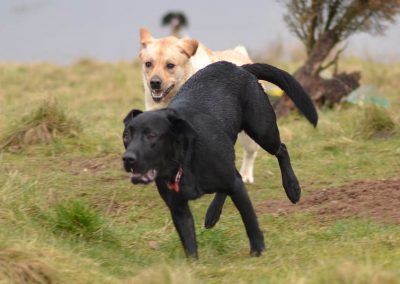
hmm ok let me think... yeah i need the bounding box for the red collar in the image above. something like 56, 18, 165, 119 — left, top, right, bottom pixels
167, 166, 183, 192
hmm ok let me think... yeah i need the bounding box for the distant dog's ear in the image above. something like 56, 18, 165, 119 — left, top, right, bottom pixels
179, 38, 199, 58
139, 27, 153, 48
123, 109, 143, 126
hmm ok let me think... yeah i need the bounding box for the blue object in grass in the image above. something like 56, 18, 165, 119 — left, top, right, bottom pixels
343, 85, 389, 108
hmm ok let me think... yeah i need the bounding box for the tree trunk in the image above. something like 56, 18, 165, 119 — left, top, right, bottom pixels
274, 31, 361, 117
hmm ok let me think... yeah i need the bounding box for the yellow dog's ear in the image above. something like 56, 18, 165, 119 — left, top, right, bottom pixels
139, 27, 153, 48
179, 38, 199, 57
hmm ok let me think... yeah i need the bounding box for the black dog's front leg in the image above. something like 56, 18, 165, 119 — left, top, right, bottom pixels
155, 180, 198, 258
204, 193, 227, 228
170, 201, 198, 258
230, 177, 265, 257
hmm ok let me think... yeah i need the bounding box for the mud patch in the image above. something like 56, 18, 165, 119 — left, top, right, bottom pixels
257, 179, 400, 224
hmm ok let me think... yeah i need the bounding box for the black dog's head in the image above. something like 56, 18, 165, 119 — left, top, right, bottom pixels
122, 109, 196, 184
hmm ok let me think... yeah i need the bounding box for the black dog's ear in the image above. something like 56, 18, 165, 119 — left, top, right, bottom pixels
168, 111, 199, 199
123, 109, 143, 126
168, 112, 197, 142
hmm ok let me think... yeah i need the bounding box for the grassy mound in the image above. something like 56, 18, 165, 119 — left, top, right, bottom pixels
0, 248, 56, 284
0, 99, 82, 150
358, 105, 396, 138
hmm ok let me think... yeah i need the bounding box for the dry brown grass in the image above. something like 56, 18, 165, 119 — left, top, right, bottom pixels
0, 248, 56, 284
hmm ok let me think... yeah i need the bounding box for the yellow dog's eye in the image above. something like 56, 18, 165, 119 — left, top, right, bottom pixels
145, 61, 152, 68
166, 63, 175, 69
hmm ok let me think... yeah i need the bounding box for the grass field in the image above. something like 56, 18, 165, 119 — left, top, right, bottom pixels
0, 58, 399, 283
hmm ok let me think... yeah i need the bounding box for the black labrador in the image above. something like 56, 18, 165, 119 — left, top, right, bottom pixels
122, 61, 317, 258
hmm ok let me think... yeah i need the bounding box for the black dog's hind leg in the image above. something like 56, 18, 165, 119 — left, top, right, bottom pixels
204, 193, 227, 229
229, 177, 265, 256
246, 125, 301, 203
156, 180, 198, 258
276, 143, 300, 203
243, 81, 301, 203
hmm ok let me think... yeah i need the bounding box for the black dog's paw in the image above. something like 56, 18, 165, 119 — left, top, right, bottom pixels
204, 206, 222, 229
250, 239, 266, 257
185, 251, 199, 260
283, 176, 301, 204
250, 249, 264, 257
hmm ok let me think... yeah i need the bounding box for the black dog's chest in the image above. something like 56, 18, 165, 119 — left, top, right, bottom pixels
171, 144, 236, 200
178, 174, 231, 200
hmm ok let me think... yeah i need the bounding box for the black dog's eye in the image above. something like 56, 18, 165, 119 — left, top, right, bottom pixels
145, 61, 152, 68
123, 130, 129, 146
166, 63, 175, 70
146, 133, 157, 140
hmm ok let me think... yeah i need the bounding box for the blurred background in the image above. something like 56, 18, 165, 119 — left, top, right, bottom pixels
1, 0, 400, 64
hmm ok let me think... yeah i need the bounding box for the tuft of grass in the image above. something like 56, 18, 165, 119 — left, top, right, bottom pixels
358, 105, 396, 138
0, 248, 57, 284
197, 226, 236, 255
0, 99, 82, 151
49, 200, 115, 243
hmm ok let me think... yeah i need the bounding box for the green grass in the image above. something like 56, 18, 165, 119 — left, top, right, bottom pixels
0, 58, 399, 283
45, 200, 117, 243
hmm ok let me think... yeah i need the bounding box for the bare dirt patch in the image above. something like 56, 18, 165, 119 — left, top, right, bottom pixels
257, 178, 400, 224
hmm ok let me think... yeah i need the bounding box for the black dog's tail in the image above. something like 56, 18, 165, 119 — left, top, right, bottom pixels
242, 63, 318, 126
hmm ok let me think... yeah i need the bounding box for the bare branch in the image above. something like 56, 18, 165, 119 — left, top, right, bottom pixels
306, 0, 323, 52
324, 0, 342, 31
318, 43, 348, 73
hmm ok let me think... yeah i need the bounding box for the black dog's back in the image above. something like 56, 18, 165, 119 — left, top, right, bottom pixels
170, 61, 317, 144
170, 61, 276, 142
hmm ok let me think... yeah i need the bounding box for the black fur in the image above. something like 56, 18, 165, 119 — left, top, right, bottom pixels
204, 63, 317, 229
242, 63, 318, 126
122, 61, 317, 258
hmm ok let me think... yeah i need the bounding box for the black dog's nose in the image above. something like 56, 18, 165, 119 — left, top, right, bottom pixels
150, 76, 162, 90
123, 152, 137, 165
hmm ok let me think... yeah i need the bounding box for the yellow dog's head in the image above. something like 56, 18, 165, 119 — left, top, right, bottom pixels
139, 28, 199, 103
